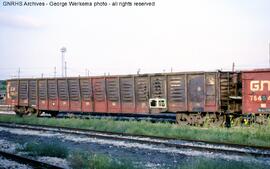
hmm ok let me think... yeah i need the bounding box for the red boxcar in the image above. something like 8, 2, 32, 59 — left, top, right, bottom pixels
242, 69, 270, 114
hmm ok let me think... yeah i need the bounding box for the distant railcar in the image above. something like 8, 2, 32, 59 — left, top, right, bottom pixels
242, 69, 270, 114
5, 69, 270, 125
0, 80, 6, 103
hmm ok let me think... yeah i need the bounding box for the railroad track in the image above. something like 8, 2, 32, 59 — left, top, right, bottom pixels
0, 150, 63, 169
0, 106, 176, 123
45, 112, 176, 123
0, 122, 270, 158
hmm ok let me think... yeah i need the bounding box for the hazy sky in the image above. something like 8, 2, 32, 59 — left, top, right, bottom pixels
0, 0, 270, 79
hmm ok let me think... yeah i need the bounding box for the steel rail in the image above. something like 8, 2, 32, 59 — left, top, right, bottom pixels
0, 150, 63, 169
0, 121, 269, 150
49, 112, 176, 123
0, 122, 270, 158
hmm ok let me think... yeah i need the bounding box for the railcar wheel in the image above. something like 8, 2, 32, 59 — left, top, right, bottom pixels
14, 107, 21, 117
37, 110, 42, 117
188, 114, 203, 126
14, 106, 19, 113
27, 107, 36, 115
255, 115, 268, 125
213, 115, 225, 127
49, 111, 58, 117
176, 113, 181, 124
15, 107, 26, 117
231, 116, 242, 126
195, 115, 204, 126
208, 114, 224, 127
187, 114, 194, 125
24, 107, 30, 115
176, 113, 188, 125
184, 114, 192, 125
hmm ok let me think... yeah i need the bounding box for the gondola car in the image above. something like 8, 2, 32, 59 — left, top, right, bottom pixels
5, 69, 270, 125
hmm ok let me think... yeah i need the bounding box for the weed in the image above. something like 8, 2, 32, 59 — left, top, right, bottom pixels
68, 151, 137, 169
18, 141, 68, 158
1, 115, 270, 147
180, 158, 268, 169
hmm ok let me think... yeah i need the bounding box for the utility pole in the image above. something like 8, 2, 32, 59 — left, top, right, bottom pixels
85, 69, 90, 76
64, 61, 67, 77
18, 68, 20, 78
137, 68, 141, 75
60, 47, 67, 77
54, 67, 56, 77
269, 42, 270, 67
41, 73, 43, 78
232, 62, 235, 72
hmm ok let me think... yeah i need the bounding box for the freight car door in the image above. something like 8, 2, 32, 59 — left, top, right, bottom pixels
68, 79, 81, 112
150, 75, 167, 113
58, 79, 69, 111
120, 77, 135, 113
167, 75, 187, 112
38, 80, 48, 110
28, 80, 37, 109
19, 80, 28, 106
93, 78, 107, 113
188, 75, 204, 112
106, 77, 121, 113
204, 73, 218, 112
135, 76, 149, 113
48, 79, 58, 111
6, 80, 18, 106
80, 79, 93, 113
